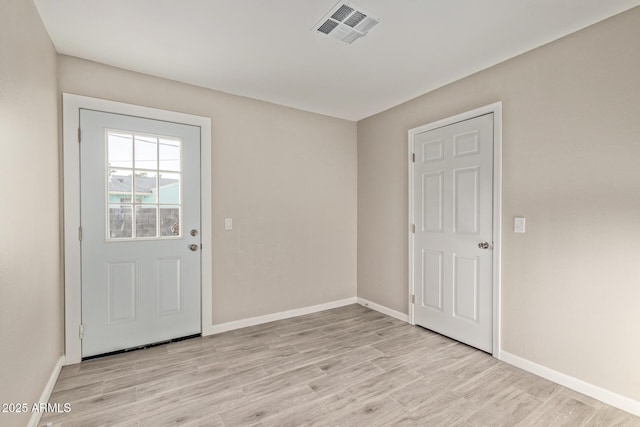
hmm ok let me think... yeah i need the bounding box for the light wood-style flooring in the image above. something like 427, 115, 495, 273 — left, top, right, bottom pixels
41, 304, 639, 426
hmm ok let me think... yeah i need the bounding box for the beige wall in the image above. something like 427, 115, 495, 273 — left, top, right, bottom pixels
0, 1, 62, 426
357, 7, 640, 402
58, 56, 357, 325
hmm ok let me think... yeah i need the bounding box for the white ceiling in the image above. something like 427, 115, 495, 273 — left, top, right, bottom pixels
34, 0, 639, 121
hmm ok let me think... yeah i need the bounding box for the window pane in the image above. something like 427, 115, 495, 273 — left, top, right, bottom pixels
108, 169, 133, 203
159, 138, 181, 171
158, 172, 180, 204
135, 135, 157, 169
160, 206, 180, 237
134, 171, 157, 203
107, 132, 133, 168
135, 205, 157, 237
109, 204, 132, 239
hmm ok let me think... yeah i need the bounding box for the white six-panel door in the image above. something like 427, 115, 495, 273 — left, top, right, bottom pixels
80, 109, 201, 357
412, 113, 494, 353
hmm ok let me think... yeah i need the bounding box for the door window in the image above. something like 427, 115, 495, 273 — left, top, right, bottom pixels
106, 130, 182, 240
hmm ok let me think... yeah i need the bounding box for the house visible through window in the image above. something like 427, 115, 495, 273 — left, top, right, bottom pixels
106, 130, 182, 240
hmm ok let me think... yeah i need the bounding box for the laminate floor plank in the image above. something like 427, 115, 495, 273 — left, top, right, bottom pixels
511, 368, 563, 401
454, 363, 519, 403
458, 386, 544, 427
242, 364, 325, 398
261, 390, 358, 427
347, 365, 422, 402
40, 304, 639, 426
390, 370, 464, 411
317, 395, 405, 427
586, 405, 640, 427
313, 345, 384, 375
394, 390, 481, 426
307, 361, 384, 396
259, 347, 333, 376
516, 392, 598, 427
220, 385, 317, 426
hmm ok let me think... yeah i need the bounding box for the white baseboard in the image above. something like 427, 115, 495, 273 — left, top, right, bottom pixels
28, 355, 65, 427
499, 350, 640, 417
357, 297, 409, 322
205, 297, 358, 335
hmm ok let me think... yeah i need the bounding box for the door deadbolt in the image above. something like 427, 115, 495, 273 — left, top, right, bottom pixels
190, 229, 198, 237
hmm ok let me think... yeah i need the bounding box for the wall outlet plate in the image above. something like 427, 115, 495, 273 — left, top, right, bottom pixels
514, 216, 526, 233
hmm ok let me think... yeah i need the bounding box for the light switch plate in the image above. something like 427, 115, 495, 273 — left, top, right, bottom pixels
224, 218, 232, 230
514, 217, 526, 233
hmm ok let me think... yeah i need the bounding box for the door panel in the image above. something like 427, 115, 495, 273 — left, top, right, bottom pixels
80, 109, 201, 358
157, 258, 182, 315
421, 249, 443, 311
106, 260, 137, 324
453, 255, 478, 322
421, 138, 444, 162
422, 172, 444, 233
413, 113, 493, 353
454, 167, 479, 234
453, 131, 480, 157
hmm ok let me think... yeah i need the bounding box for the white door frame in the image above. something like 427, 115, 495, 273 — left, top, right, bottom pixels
408, 102, 502, 356
62, 93, 213, 364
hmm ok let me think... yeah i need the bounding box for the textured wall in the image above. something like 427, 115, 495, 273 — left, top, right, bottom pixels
0, 1, 62, 426
357, 7, 640, 402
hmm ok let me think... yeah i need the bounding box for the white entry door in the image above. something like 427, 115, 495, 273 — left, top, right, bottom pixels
412, 113, 494, 353
80, 109, 201, 358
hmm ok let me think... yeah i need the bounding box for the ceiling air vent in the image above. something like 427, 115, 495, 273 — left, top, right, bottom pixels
313, 2, 380, 45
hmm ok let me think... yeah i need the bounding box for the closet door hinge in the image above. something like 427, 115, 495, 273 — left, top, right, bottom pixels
78, 128, 81, 143
412, 152, 415, 162
79, 324, 84, 340
411, 294, 415, 304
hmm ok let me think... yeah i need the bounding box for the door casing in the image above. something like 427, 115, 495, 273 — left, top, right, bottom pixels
408, 102, 502, 356
63, 93, 213, 364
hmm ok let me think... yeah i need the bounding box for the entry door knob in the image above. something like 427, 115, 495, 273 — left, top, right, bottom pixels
478, 241, 490, 249
189, 244, 199, 252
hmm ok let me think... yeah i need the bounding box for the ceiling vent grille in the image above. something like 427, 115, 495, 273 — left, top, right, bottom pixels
313, 2, 380, 45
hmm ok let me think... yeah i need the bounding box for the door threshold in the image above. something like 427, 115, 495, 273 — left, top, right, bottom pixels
82, 333, 201, 361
